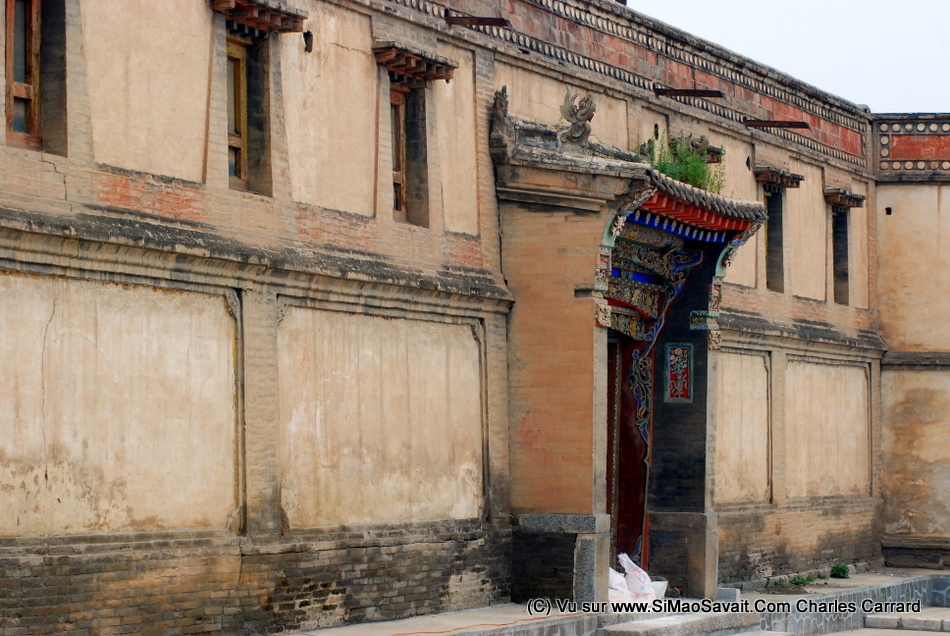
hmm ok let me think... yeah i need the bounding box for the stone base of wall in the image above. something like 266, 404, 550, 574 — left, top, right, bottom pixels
718, 496, 882, 583
0, 519, 510, 634
510, 531, 576, 603
884, 536, 950, 570
510, 514, 609, 603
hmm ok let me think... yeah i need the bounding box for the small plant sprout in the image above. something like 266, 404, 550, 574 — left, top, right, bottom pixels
830, 564, 850, 579
640, 131, 726, 193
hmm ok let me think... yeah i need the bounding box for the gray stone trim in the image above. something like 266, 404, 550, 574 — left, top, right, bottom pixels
882, 352, 950, 368
516, 513, 610, 534
884, 536, 950, 549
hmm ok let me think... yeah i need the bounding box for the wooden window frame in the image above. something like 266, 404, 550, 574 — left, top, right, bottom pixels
6, 0, 41, 148
390, 84, 408, 221
227, 36, 249, 190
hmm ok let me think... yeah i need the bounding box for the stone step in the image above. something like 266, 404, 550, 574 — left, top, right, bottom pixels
295, 604, 596, 636
603, 610, 760, 636
866, 607, 950, 632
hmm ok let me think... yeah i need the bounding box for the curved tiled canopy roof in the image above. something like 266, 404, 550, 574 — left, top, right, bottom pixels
643, 168, 767, 224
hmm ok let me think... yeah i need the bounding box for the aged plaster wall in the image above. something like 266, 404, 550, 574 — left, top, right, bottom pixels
493, 62, 629, 151
628, 104, 668, 153
277, 308, 483, 527
715, 134, 759, 288
785, 161, 827, 301
785, 361, 869, 498
881, 369, 950, 537
81, 0, 212, 182
714, 351, 770, 503
848, 180, 871, 309
281, 2, 377, 214
435, 43, 479, 235
0, 273, 237, 536
877, 185, 950, 350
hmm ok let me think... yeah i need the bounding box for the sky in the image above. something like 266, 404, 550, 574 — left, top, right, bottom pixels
625, 0, 949, 114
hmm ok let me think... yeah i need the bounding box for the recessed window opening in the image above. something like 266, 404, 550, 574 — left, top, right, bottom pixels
765, 185, 784, 293
389, 72, 428, 227
225, 23, 272, 196
832, 206, 849, 305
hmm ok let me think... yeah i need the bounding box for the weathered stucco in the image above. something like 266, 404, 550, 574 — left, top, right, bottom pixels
81, 0, 212, 182
785, 161, 827, 301
882, 369, 950, 537
281, 2, 377, 214
435, 43, 479, 235
877, 185, 950, 350
785, 361, 869, 497
714, 351, 770, 503
493, 62, 629, 151
0, 273, 237, 536
716, 135, 759, 288
848, 180, 870, 309
277, 308, 484, 527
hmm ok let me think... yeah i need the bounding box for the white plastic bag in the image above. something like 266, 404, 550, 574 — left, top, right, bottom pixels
617, 553, 656, 601
608, 567, 628, 590
608, 585, 636, 604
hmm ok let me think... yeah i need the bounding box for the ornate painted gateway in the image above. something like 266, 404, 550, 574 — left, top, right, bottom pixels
491, 88, 766, 599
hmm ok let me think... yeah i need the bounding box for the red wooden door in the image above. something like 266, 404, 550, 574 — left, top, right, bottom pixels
607, 334, 653, 567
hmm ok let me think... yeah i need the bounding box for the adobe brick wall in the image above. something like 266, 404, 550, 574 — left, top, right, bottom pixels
0, 521, 510, 634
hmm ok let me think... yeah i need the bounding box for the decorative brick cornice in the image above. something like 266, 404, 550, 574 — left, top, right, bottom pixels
373, 43, 457, 82
379, 0, 869, 168
211, 0, 306, 32
874, 115, 950, 182
823, 187, 865, 208
753, 164, 804, 189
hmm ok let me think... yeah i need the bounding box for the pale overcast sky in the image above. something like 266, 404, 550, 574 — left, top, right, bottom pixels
625, 0, 949, 114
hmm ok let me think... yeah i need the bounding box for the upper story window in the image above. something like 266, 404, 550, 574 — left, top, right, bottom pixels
7, 0, 40, 145
374, 43, 456, 227
227, 34, 250, 189
211, 0, 307, 194
754, 164, 804, 293
5, 0, 67, 153
824, 187, 866, 306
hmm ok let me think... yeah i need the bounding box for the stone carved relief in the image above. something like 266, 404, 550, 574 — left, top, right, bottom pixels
559, 89, 596, 146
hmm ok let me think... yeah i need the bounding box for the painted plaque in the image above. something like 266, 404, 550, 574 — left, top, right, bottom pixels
665, 343, 693, 403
